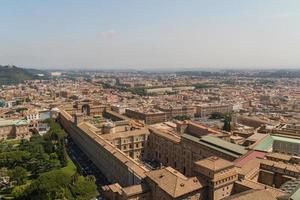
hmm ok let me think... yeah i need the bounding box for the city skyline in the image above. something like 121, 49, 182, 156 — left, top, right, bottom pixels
1, 0, 300, 69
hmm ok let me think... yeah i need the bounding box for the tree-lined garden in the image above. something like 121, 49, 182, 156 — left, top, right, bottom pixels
0, 119, 98, 200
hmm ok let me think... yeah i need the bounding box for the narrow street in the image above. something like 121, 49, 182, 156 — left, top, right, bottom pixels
66, 136, 109, 199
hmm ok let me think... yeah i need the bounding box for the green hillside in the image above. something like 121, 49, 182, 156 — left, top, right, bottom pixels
0, 65, 47, 85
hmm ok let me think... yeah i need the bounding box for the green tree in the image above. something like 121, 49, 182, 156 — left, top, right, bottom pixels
130, 87, 146, 96
0, 99, 5, 107
174, 115, 191, 121
11, 182, 31, 199
9, 166, 28, 185
70, 175, 98, 200
0, 150, 31, 169
20, 170, 71, 200
193, 83, 212, 89
223, 115, 232, 132
209, 112, 224, 119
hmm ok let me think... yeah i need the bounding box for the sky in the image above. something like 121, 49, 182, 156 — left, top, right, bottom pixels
0, 0, 300, 70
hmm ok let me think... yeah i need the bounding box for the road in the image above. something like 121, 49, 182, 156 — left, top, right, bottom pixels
66, 136, 109, 199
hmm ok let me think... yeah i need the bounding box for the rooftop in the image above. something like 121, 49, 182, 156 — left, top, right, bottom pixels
182, 134, 247, 158
200, 135, 247, 155
195, 156, 233, 171
145, 167, 204, 198
223, 189, 277, 200
252, 134, 300, 152
251, 134, 274, 152
0, 118, 28, 127
235, 150, 266, 168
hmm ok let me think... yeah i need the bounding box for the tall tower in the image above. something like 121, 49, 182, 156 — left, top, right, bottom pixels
193, 156, 238, 200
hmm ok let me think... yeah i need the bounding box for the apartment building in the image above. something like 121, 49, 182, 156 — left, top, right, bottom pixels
100, 121, 150, 160
0, 118, 31, 140
195, 104, 233, 118
58, 108, 289, 200
125, 109, 167, 124
59, 109, 148, 187
145, 127, 247, 177
125, 105, 195, 125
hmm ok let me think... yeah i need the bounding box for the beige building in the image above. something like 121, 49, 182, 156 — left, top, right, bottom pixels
258, 159, 300, 188
58, 108, 288, 200
145, 167, 205, 200
272, 123, 300, 137
194, 157, 238, 200
59, 109, 148, 187
195, 104, 232, 118
125, 105, 195, 125
146, 128, 247, 177
102, 157, 238, 200
0, 118, 31, 140
125, 109, 167, 124
100, 121, 149, 160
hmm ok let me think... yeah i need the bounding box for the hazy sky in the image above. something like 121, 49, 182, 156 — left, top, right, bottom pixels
1, 0, 300, 70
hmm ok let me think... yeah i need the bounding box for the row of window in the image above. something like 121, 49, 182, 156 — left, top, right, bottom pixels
215, 175, 236, 186
121, 142, 145, 150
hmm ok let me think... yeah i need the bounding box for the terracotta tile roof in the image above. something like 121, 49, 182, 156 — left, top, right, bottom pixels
260, 159, 300, 173
77, 122, 149, 179
145, 167, 204, 198
195, 156, 234, 171
266, 152, 292, 161
223, 189, 277, 200
122, 184, 149, 196
235, 180, 287, 198
235, 150, 266, 168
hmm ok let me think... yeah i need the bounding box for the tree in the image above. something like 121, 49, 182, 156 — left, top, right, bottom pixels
130, 87, 146, 96
70, 175, 98, 200
174, 115, 191, 121
209, 112, 224, 119
193, 83, 212, 89
0, 150, 31, 169
0, 99, 5, 107
20, 170, 71, 200
57, 144, 68, 167
9, 166, 28, 185
11, 181, 31, 198
16, 99, 23, 105
223, 115, 232, 132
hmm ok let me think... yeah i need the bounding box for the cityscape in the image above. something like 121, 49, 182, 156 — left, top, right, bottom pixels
1, 68, 300, 200
1, 1, 300, 200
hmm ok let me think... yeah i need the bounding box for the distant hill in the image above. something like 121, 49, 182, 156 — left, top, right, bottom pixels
0, 65, 48, 85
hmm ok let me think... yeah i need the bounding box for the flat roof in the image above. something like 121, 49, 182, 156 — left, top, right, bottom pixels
252, 135, 274, 152
200, 135, 247, 155
182, 134, 247, 158
235, 150, 266, 168
0, 118, 27, 126
252, 134, 300, 152
272, 135, 300, 144
291, 187, 300, 200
